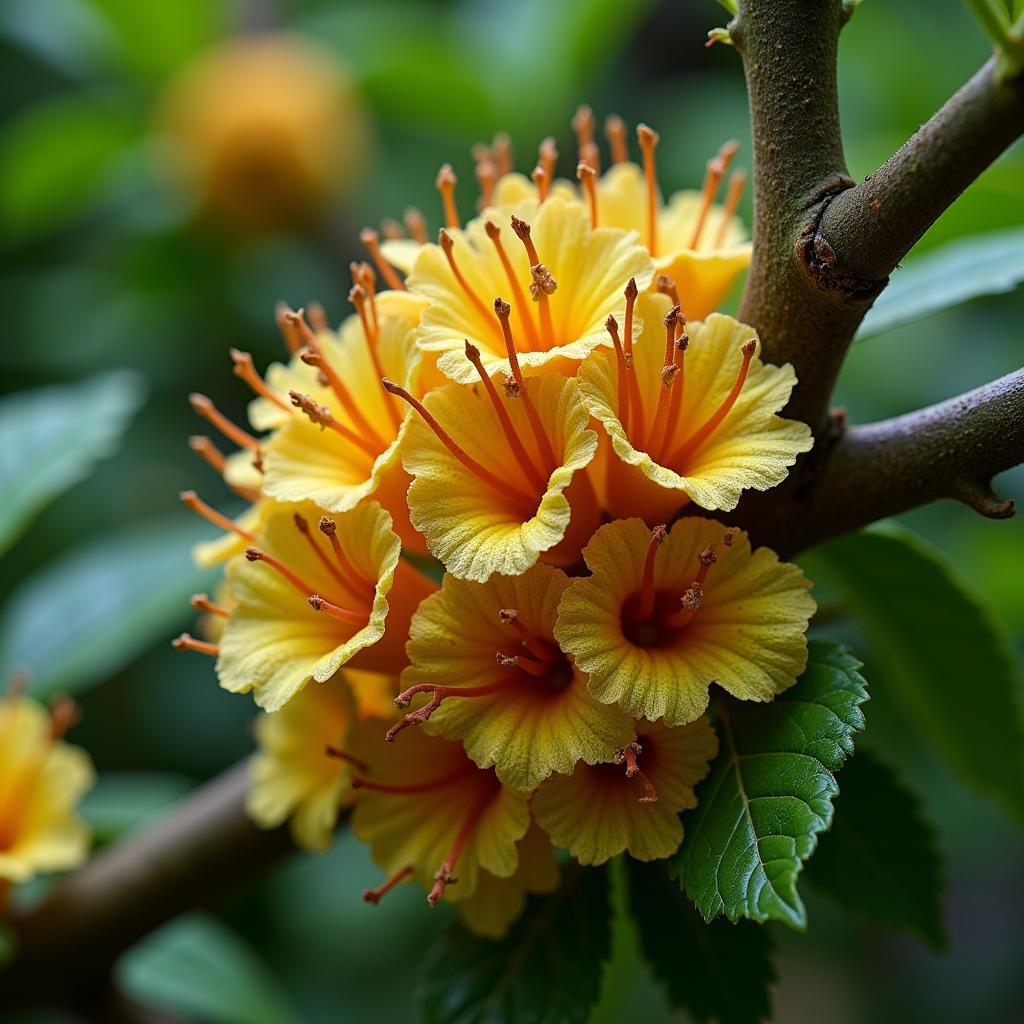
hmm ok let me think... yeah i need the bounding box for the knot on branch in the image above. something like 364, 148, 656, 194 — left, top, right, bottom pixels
950, 478, 1016, 520
797, 178, 887, 302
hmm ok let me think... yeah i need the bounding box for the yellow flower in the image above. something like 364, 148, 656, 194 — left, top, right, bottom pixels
155, 33, 370, 231
350, 725, 530, 908
578, 296, 812, 524
406, 194, 653, 383
216, 500, 435, 711
554, 517, 816, 727
0, 690, 94, 891
533, 717, 717, 865
388, 348, 600, 581
247, 677, 356, 851
394, 564, 633, 791
457, 821, 560, 938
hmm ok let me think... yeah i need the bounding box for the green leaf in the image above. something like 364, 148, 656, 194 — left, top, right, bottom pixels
804, 749, 946, 948
714, 0, 739, 13
675, 641, 868, 929
117, 913, 300, 1024
416, 865, 611, 1024
0, 94, 137, 241
801, 524, 1024, 822
80, 771, 195, 844
629, 860, 775, 1024
0, 515, 217, 699
857, 227, 1024, 339
0, 370, 145, 555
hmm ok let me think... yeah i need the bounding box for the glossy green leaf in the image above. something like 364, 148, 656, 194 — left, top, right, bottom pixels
629, 860, 775, 1024
416, 865, 611, 1024
0, 94, 137, 241
0, 515, 217, 699
802, 524, 1024, 822
675, 641, 868, 929
117, 913, 300, 1024
0, 370, 145, 555
80, 771, 195, 844
805, 749, 946, 948
857, 227, 1024, 339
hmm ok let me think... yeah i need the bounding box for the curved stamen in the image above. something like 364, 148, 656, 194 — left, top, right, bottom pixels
713, 168, 747, 248
190, 593, 229, 617
308, 594, 366, 627
660, 531, 734, 630
577, 160, 598, 228
622, 278, 645, 441
646, 306, 682, 456
509, 216, 556, 349
531, 163, 551, 203
318, 516, 373, 592
245, 546, 362, 627
475, 157, 497, 208
288, 390, 381, 458
361, 228, 406, 291
230, 349, 289, 412
293, 514, 368, 603
428, 784, 496, 907
438, 228, 495, 331
275, 302, 302, 353
632, 525, 667, 623
637, 123, 661, 256
307, 301, 329, 333
614, 742, 659, 803
436, 164, 460, 229
404, 207, 428, 243
172, 633, 219, 657
363, 865, 413, 905
386, 677, 519, 742
498, 608, 555, 664
483, 221, 539, 349
350, 767, 468, 795
605, 315, 630, 434
298, 347, 385, 450
189, 393, 258, 450
605, 114, 629, 164
180, 490, 257, 543
689, 140, 739, 250
188, 436, 260, 503
571, 104, 597, 170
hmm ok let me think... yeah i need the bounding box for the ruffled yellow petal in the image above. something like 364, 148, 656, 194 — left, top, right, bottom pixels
379, 238, 423, 275
457, 821, 560, 937
401, 565, 633, 791
554, 517, 816, 727
578, 297, 813, 523
0, 697, 94, 884
402, 374, 598, 582
407, 195, 653, 383
247, 677, 355, 851
217, 499, 420, 711
533, 718, 716, 865
350, 726, 530, 903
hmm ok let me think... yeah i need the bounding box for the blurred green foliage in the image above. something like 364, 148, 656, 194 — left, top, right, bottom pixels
0, 0, 1022, 1021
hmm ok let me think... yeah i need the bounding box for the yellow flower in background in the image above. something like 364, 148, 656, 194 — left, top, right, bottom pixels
579, 297, 812, 524
407, 195, 653, 383
396, 564, 633, 791
533, 717, 717, 864
248, 677, 356, 851
457, 822, 560, 938
155, 33, 370, 231
555, 517, 815, 727
216, 500, 435, 711
0, 689, 94, 894
350, 725, 530, 908
390, 360, 600, 581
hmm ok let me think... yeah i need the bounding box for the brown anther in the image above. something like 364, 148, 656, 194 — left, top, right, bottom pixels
723, 530, 735, 547
655, 274, 681, 308
289, 390, 333, 430
681, 586, 703, 612
404, 206, 428, 243
529, 264, 558, 300
613, 742, 658, 803
436, 163, 459, 229
699, 546, 718, 567
605, 114, 628, 164
502, 374, 520, 399
318, 516, 336, 536
741, 338, 757, 357
496, 652, 519, 668
428, 865, 458, 907
661, 363, 681, 389
498, 608, 519, 625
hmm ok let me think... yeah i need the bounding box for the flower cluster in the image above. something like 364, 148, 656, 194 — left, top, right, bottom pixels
178, 108, 815, 938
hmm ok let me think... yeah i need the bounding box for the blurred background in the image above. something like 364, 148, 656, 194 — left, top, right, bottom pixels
0, 0, 1021, 1021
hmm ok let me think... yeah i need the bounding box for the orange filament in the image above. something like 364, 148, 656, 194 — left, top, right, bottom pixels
464, 341, 547, 491
172, 633, 219, 657
632, 525, 667, 622
190, 593, 229, 617
275, 302, 302, 353
244, 544, 320, 597
637, 124, 661, 256
325, 745, 371, 772
351, 261, 379, 337
646, 306, 682, 456
386, 677, 519, 742
622, 278, 645, 440
404, 207, 428, 243
492, 132, 513, 177
283, 305, 324, 358
713, 168, 747, 248
350, 766, 468, 795
381, 218, 404, 240
363, 865, 413, 905
655, 274, 681, 310
308, 594, 366, 627
288, 390, 381, 458
428, 785, 495, 907
538, 136, 558, 179
438, 229, 496, 332
293, 514, 368, 603
571, 104, 595, 161
577, 161, 598, 228
689, 140, 739, 250
307, 301, 329, 333
531, 163, 551, 203
436, 164, 460, 229
180, 490, 257, 543
318, 516, 372, 592
48, 696, 79, 741
667, 339, 756, 467
360, 228, 406, 291
189, 393, 258, 450
605, 114, 629, 164
661, 532, 734, 630
346, 284, 400, 431
498, 608, 555, 664
475, 157, 497, 208
509, 217, 556, 350
615, 743, 658, 803
493, 298, 558, 471
188, 434, 227, 475
663, 330, 689, 460
298, 348, 384, 450
498, 651, 549, 678
483, 221, 539, 349
381, 378, 533, 507
605, 315, 630, 435
230, 348, 289, 412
